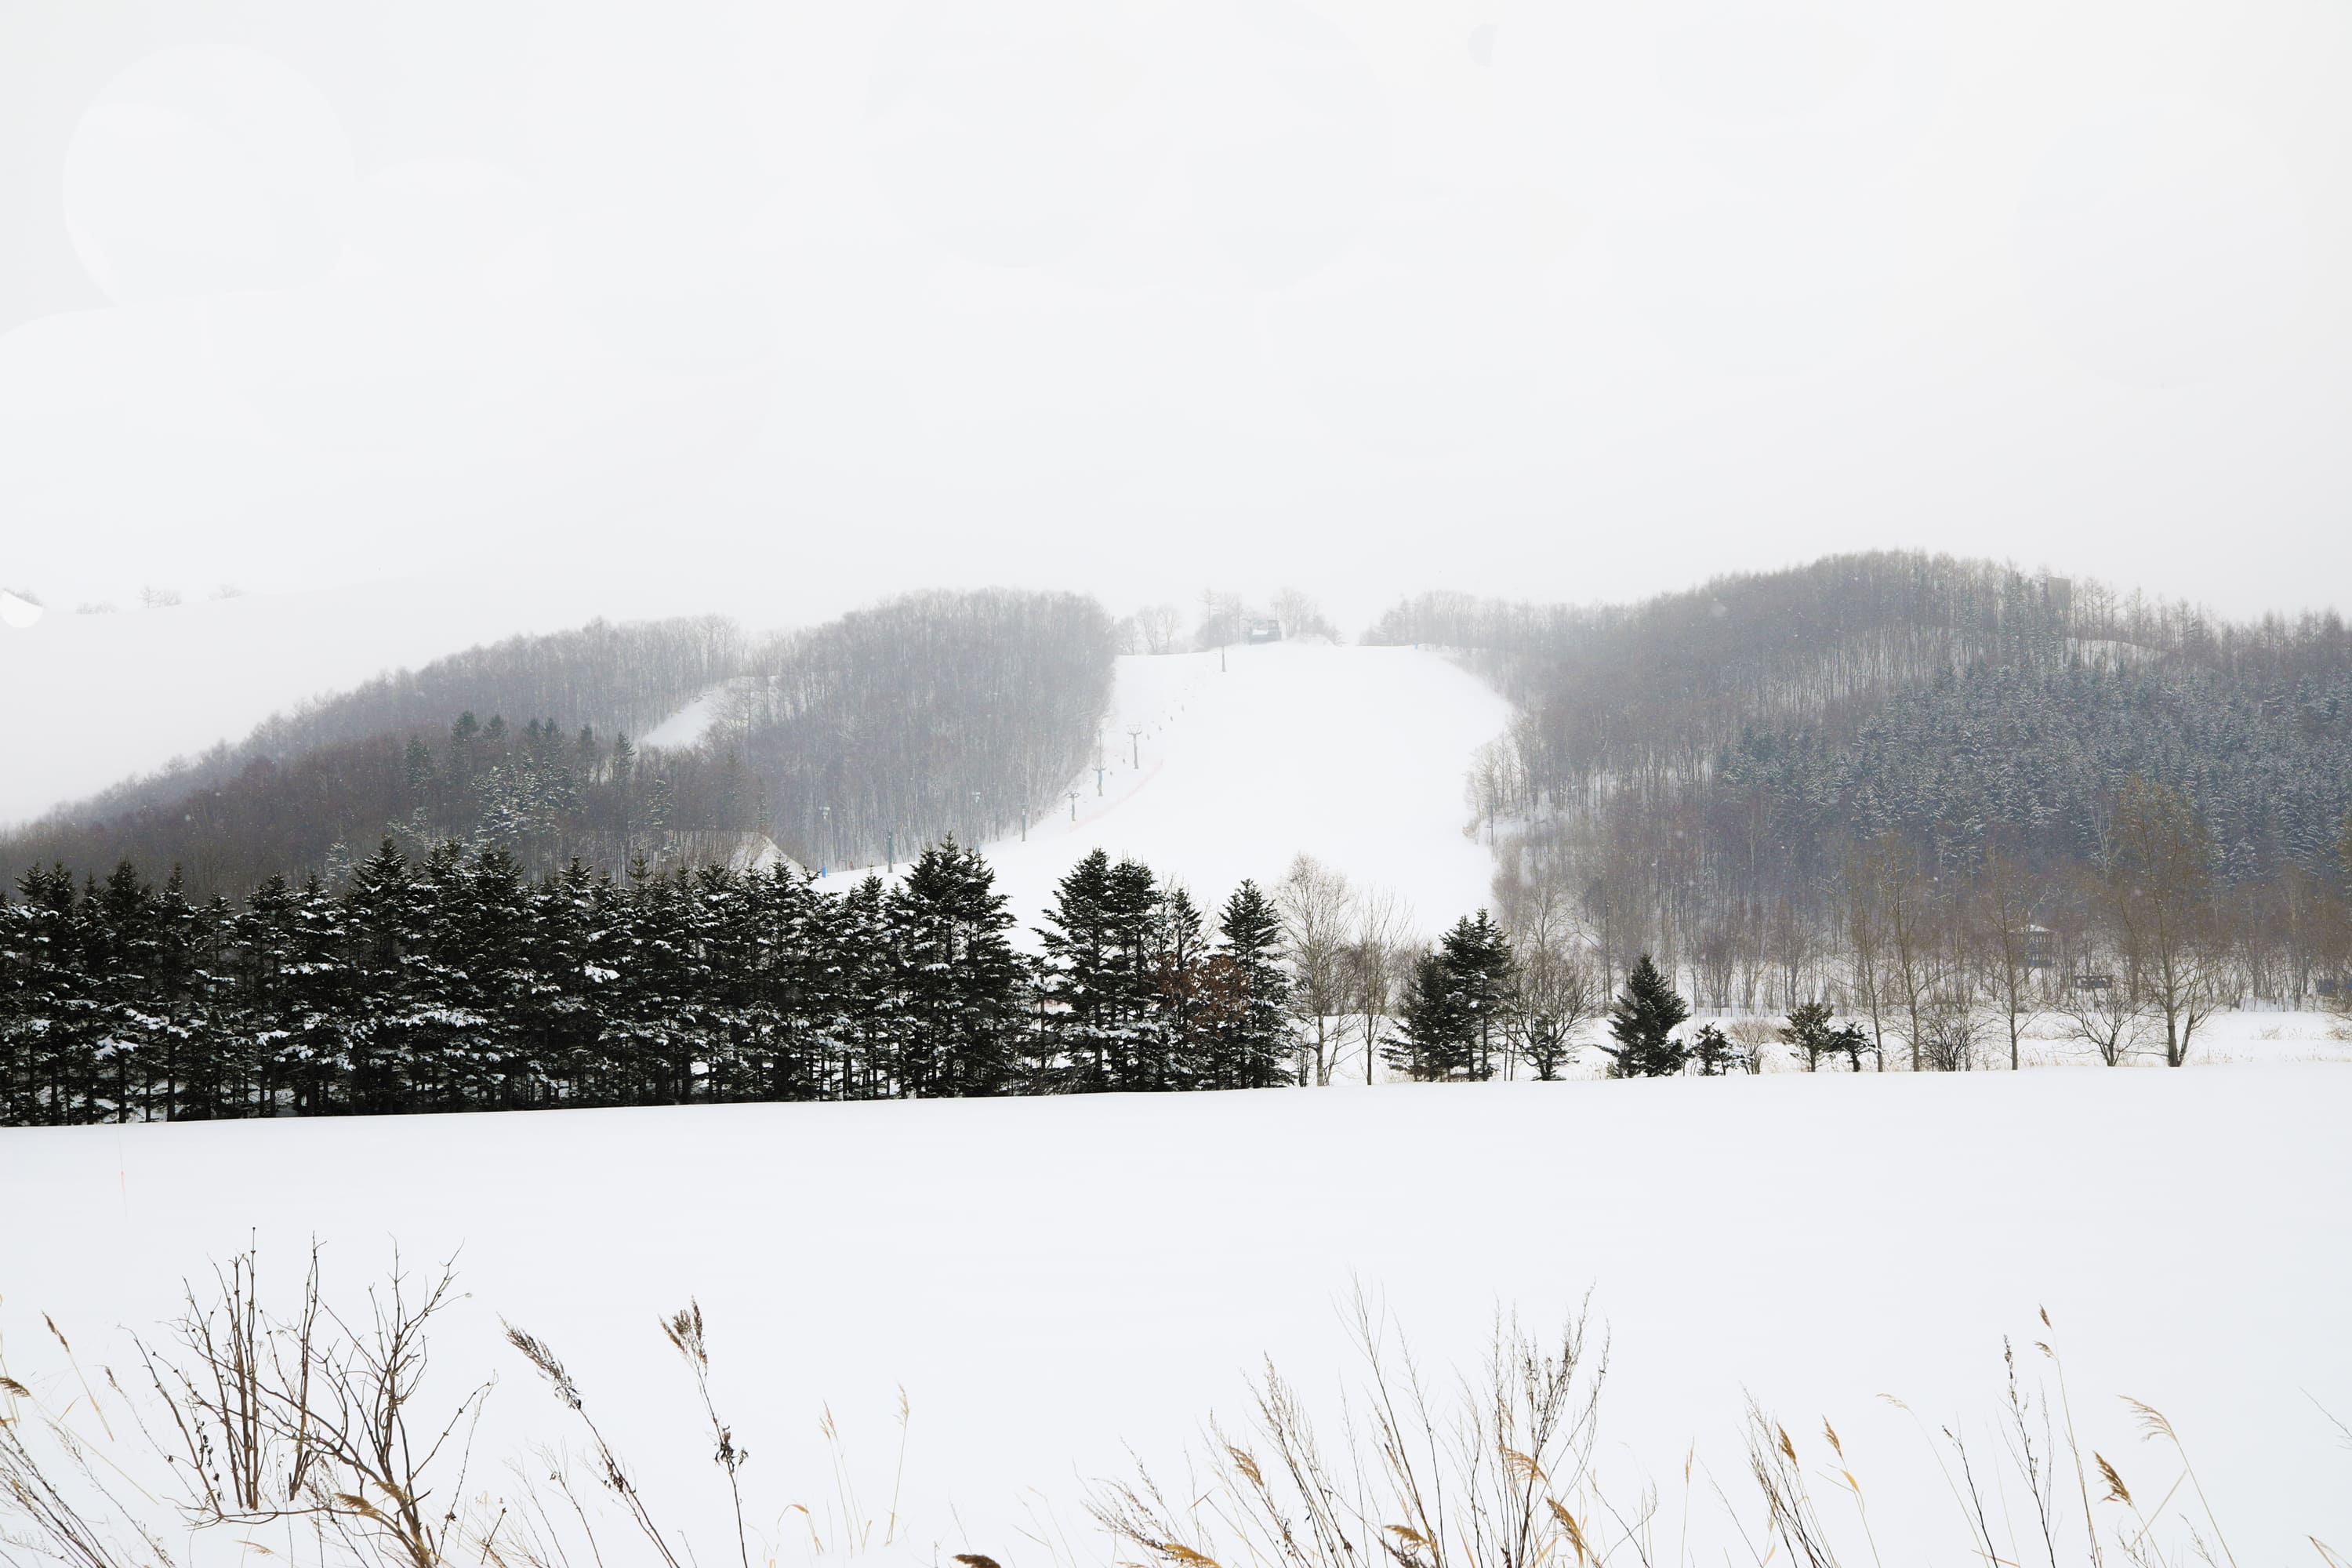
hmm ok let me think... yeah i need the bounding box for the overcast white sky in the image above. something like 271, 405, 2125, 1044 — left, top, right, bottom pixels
1, 0, 2347, 633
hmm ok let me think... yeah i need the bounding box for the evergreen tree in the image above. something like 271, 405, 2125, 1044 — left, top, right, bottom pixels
1037, 849, 1116, 1091
279, 873, 356, 1113
234, 874, 300, 1116
1780, 1000, 1852, 1073
89, 860, 160, 1121
829, 873, 897, 1098
1381, 913, 1514, 1081
1102, 856, 1167, 1089
150, 866, 206, 1122
1602, 953, 1690, 1077
893, 839, 1022, 1097
1207, 880, 1290, 1089
1385, 948, 1466, 1082
343, 839, 414, 1114
1152, 884, 1211, 1088
1445, 911, 1514, 1080
1688, 1021, 1737, 1076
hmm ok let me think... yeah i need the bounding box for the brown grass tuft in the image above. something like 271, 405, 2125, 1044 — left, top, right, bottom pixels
2094, 1454, 2131, 1508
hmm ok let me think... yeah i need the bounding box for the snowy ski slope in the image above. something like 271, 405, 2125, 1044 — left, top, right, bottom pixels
829, 639, 1515, 942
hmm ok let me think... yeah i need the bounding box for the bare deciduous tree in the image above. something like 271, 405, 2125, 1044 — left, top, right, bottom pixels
1346, 888, 1410, 1085
2059, 971, 2149, 1066
1135, 603, 1182, 655
1975, 844, 2046, 1070
1494, 855, 1599, 1080
1269, 587, 1339, 642
1277, 855, 1355, 1086
2105, 777, 2227, 1067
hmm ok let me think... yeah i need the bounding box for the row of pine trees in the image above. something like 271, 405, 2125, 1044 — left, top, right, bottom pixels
0, 840, 1300, 1125
1, 833, 1737, 1125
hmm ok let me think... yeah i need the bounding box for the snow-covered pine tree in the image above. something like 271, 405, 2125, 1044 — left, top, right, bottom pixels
1385, 947, 1466, 1082
1103, 855, 1166, 1090
830, 872, 898, 1098
892, 839, 1022, 1098
1209, 880, 1290, 1089
88, 860, 159, 1120
278, 872, 356, 1113
1038, 848, 1116, 1091
343, 839, 414, 1114
1445, 911, 1514, 1080
1152, 884, 1210, 1088
234, 873, 301, 1116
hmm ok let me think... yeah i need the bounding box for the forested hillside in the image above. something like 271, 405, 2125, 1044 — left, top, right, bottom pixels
39, 617, 747, 828
728, 589, 1116, 869
2, 591, 1116, 898
1371, 554, 2352, 1018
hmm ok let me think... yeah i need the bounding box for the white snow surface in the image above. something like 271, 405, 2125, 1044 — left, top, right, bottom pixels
640, 684, 731, 750
828, 641, 1514, 943
1, 1066, 2347, 1567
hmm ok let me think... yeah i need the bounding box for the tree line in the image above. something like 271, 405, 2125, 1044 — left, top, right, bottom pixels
11, 804, 2335, 1125
0, 840, 1298, 1125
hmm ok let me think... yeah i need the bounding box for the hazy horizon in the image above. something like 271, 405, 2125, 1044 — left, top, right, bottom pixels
2, 0, 2347, 627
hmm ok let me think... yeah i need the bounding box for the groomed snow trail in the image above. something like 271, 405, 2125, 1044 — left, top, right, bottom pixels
967, 640, 1513, 938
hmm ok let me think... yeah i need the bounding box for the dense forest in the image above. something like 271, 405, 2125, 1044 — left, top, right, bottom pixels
1370, 554, 2352, 1020
0, 840, 1296, 1124
1, 590, 1116, 898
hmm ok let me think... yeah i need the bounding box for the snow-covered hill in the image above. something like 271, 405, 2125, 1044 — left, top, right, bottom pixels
819, 639, 1514, 942
1, 1069, 2344, 1567
0, 580, 617, 826
0, 572, 774, 829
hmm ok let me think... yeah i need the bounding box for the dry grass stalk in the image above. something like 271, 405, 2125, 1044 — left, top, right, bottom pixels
1089, 1290, 1607, 1568
503, 1320, 686, 1568
662, 1300, 752, 1568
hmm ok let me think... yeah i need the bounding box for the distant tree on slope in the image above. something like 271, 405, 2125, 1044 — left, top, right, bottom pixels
1602, 953, 1689, 1078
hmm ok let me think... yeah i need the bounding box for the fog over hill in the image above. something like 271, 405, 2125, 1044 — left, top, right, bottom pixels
0, 589, 1113, 898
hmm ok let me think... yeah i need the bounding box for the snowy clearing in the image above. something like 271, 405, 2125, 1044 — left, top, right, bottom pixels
2, 1068, 2346, 1567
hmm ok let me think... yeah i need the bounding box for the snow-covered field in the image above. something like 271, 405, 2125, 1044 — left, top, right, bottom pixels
824, 640, 1513, 942
2, 1069, 2346, 1567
